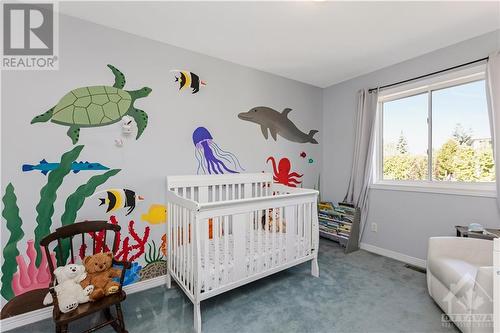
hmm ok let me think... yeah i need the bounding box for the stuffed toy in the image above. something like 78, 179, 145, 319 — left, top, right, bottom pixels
80, 252, 122, 301
43, 264, 94, 313
261, 208, 287, 233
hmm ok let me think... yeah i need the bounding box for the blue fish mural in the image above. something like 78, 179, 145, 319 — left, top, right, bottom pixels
22, 159, 110, 175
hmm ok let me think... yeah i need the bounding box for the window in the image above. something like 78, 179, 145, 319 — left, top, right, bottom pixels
375, 65, 495, 195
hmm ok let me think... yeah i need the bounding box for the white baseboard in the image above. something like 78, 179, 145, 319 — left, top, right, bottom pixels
360, 242, 427, 269
0, 275, 168, 332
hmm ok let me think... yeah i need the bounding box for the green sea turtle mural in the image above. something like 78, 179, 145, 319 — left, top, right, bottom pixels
31, 65, 152, 144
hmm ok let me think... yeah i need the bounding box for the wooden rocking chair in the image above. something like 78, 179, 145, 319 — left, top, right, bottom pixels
40, 221, 131, 333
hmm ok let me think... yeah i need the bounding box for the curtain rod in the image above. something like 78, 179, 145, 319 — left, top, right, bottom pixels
368, 57, 488, 93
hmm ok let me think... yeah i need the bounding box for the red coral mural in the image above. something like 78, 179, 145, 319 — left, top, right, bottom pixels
79, 216, 150, 262
160, 234, 167, 257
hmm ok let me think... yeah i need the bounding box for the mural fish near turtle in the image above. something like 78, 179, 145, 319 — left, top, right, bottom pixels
97, 189, 144, 216
31, 64, 151, 144
238, 107, 319, 144
170, 70, 206, 94
22, 159, 110, 175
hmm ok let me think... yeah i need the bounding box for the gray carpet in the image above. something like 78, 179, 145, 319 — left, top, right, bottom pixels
6, 239, 458, 333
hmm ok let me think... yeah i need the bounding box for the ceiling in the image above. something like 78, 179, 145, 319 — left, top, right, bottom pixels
59, 1, 500, 88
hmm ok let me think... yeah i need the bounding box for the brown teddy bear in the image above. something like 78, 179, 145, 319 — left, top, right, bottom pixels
80, 252, 122, 301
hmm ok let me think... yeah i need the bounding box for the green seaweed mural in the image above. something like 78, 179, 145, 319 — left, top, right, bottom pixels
0, 145, 120, 301
58, 169, 121, 265
33, 145, 83, 266
1, 184, 25, 300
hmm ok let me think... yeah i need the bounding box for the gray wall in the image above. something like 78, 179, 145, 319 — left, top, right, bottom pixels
322, 30, 500, 261
1, 13, 322, 309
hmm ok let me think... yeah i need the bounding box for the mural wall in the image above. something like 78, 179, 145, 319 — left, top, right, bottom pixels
0, 12, 322, 318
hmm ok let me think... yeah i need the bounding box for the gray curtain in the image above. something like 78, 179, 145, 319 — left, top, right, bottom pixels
344, 89, 379, 240
486, 51, 500, 211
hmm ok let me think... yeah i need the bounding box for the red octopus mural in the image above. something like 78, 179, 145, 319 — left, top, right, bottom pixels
267, 156, 303, 187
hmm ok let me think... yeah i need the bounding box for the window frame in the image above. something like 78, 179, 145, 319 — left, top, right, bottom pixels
372, 64, 495, 197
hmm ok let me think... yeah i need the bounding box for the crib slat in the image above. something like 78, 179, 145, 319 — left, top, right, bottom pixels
185, 207, 189, 285
302, 203, 306, 257
171, 204, 175, 276
203, 218, 209, 291
181, 207, 184, 283
233, 213, 247, 281
304, 203, 309, 256
192, 212, 195, 294
184, 207, 189, 285
199, 186, 208, 203
306, 203, 310, 256
273, 207, 277, 267
265, 208, 270, 268
286, 206, 295, 261
173, 204, 177, 277
278, 206, 283, 264
167, 203, 172, 281
185, 190, 192, 291
179, 206, 183, 283
259, 209, 264, 272
69, 236, 74, 264
186, 209, 190, 292
295, 204, 300, 259
194, 213, 202, 297
186, 209, 189, 292
223, 215, 229, 284
213, 216, 220, 288
175, 206, 181, 278
244, 183, 251, 200
249, 211, 254, 274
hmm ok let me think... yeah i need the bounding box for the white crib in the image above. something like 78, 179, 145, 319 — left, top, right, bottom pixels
165, 173, 319, 333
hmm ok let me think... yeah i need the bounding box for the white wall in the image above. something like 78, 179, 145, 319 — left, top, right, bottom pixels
1, 12, 322, 312
322, 30, 500, 261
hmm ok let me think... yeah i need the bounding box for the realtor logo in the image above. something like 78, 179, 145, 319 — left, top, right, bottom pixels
2, 2, 58, 69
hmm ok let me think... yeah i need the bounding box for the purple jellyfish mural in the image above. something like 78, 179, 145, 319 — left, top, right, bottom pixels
192, 127, 244, 175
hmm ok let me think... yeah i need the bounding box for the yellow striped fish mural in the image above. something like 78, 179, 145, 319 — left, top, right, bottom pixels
170, 70, 206, 94
98, 188, 144, 216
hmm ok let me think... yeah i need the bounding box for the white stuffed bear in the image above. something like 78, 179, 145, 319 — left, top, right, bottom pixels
43, 264, 94, 313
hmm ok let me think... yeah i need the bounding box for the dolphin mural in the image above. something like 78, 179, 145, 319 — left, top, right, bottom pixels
238, 107, 319, 144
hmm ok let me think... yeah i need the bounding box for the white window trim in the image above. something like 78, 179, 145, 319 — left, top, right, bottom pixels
371, 181, 496, 198
372, 63, 496, 197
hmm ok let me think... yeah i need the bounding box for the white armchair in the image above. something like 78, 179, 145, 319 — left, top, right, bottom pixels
427, 237, 493, 333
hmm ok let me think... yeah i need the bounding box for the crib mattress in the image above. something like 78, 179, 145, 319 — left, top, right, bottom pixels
196, 230, 307, 291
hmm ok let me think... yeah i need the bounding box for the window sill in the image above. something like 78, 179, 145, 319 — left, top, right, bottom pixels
370, 181, 496, 198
